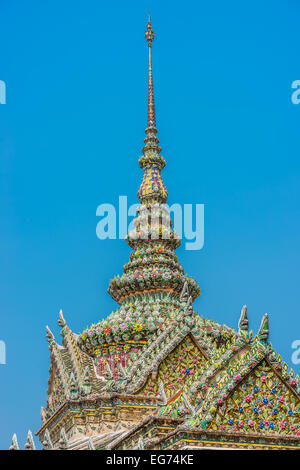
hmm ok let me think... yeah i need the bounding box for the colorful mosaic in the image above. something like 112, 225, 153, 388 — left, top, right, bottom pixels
10, 19, 300, 451
209, 360, 300, 436
138, 335, 207, 398
47, 366, 66, 416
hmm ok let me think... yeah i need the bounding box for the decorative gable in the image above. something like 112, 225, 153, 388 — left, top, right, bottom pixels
47, 359, 67, 416
209, 359, 300, 436
136, 334, 207, 398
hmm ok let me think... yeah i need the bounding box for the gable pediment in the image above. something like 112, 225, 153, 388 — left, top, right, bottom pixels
208, 359, 300, 437
135, 334, 208, 399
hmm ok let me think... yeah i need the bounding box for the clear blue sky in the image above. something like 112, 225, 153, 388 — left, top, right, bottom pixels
0, 0, 300, 449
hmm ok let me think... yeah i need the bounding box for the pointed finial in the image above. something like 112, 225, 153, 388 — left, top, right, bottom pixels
238, 305, 249, 332
258, 313, 269, 343
42, 429, 53, 450
68, 370, 79, 399
184, 296, 193, 317
81, 366, 92, 396
104, 361, 113, 379
9, 433, 19, 450
41, 406, 47, 425
58, 428, 68, 450
58, 309, 66, 328
46, 325, 54, 342
145, 16, 156, 129
145, 15, 155, 46
180, 281, 189, 305
118, 361, 127, 379
25, 430, 36, 450
182, 393, 196, 418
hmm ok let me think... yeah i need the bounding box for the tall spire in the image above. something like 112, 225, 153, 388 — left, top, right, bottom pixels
106, 17, 200, 306
145, 16, 156, 128
80, 17, 201, 361
138, 17, 165, 205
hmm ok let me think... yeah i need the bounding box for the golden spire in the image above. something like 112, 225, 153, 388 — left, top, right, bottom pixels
145, 15, 155, 46
145, 16, 156, 128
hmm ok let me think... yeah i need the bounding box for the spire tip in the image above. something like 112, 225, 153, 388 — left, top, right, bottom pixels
145, 16, 154, 46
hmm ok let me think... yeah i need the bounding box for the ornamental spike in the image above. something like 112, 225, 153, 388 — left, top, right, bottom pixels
69, 370, 77, 384
184, 296, 193, 317
182, 392, 196, 418
104, 361, 113, 379
145, 15, 155, 128
46, 325, 54, 343
41, 406, 47, 425
58, 309, 66, 328
25, 430, 36, 450
82, 365, 90, 382
42, 429, 53, 450
180, 281, 189, 305
81, 366, 92, 396
238, 305, 249, 332
69, 370, 79, 399
118, 361, 127, 379
58, 427, 68, 450
258, 313, 269, 343
9, 433, 19, 450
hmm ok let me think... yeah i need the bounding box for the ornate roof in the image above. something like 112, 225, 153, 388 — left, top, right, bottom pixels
10, 18, 300, 450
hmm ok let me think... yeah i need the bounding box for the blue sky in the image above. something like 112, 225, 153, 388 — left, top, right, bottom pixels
0, 0, 300, 449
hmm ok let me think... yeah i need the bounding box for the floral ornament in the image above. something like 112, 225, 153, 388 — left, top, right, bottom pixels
134, 323, 143, 332
138, 335, 207, 399
209, 360, 300, 436
78, 297, 188, 352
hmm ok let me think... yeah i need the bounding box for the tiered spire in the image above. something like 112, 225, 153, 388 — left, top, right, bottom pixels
79, 18, 200, 360
106, 18, 200, 306
138, 17, 166, 205
145, 16, 156, 128
77, 19, 200, 367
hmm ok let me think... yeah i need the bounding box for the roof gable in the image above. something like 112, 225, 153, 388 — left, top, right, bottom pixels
208, 359, 300, 437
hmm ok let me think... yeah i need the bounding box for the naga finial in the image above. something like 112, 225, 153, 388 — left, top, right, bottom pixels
184, 296, 193, 317
104, 361, 113, 379
180, 281, 189, 305
25, 430, 36, 450
41, 406, 47, 425
42, 429, 53, 450
58, 427, 68, 450
46, 325, 54, 343
182, 393, 196, 418
238, 305, 249, 332
68, 370, 79, 399
258, 313, 269, 343
58, 309, 66, 328
9, 433, 19, 450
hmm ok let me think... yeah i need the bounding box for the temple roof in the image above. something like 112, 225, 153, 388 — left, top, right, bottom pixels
10, 19, 299, 451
